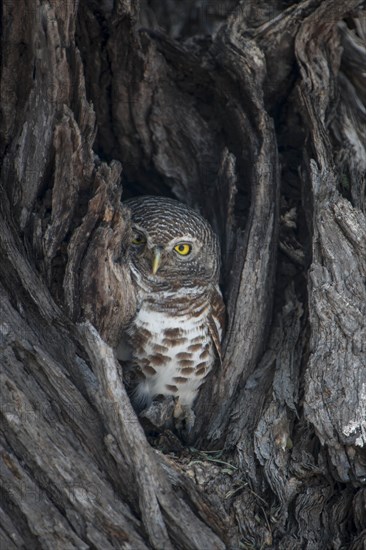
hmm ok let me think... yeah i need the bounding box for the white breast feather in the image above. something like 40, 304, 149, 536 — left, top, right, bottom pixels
130, 303, 215, 409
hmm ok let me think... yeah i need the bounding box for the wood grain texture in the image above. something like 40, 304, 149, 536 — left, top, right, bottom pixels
1, 0, 366, 548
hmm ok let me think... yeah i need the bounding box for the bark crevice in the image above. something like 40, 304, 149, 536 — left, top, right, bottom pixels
1, 1, 366, 548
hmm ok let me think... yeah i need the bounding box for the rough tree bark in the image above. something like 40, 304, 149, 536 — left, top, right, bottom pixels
1, 0, 366, 548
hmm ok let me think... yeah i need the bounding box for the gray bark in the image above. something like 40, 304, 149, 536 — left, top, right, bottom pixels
1, 0, 366, 548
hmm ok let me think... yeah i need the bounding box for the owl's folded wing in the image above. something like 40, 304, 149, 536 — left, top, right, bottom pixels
208, 285, 226, 364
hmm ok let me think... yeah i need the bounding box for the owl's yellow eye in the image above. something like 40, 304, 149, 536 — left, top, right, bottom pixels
131, 232, 146, 246
174, 243, 192, 256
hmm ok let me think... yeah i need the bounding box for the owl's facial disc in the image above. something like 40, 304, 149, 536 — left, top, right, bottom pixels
151, 241, 194, 274
130, 231, 199, 279
126, 196, 220, 288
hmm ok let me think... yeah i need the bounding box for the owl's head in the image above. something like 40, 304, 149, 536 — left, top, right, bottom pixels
125, 196, 220, 289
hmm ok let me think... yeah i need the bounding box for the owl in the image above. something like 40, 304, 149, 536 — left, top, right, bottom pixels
118, 196, 225, 431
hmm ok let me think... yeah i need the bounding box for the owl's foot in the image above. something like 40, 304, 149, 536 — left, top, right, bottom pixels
139, 396, 175, 431
173, 400, 196, 434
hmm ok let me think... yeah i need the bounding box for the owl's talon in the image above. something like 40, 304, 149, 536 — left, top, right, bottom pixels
139, 396, 175, 431
174, 401, 195, 434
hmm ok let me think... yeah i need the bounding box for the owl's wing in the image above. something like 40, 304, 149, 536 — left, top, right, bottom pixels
208, 285, 225, 364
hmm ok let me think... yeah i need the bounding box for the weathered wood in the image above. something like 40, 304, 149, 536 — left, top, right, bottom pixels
80, 322, 226, 549
1, 0, 366, 548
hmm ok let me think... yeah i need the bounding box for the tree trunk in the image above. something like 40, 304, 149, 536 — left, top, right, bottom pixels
1, 0, 366, 548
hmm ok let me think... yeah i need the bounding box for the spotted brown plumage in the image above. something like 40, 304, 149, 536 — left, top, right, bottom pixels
117, 196, 225, 431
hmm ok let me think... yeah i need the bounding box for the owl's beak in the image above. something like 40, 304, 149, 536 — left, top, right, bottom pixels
152, 247, 162, 274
